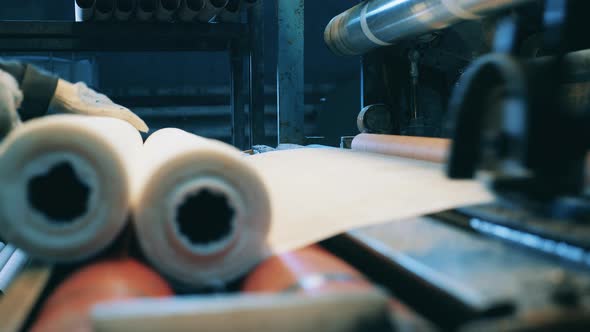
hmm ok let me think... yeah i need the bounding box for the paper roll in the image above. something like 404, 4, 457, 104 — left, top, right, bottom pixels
75, 0, 97, 21
0, 115, 143, 262
178, 0, 205, 22
132, 128, 271, 288
0, 249, 28, 294
0, 69, 22, 141
156, 0, 181, 21
351, 134, 450, 163
114, 0, 136, 21
247, 148, 493, 254
95, 0, 115, 20
196, 0, 228, 22
136, 0, 157, 20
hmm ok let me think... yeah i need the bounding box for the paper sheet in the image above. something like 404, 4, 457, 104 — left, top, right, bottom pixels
247, 148, 494, 254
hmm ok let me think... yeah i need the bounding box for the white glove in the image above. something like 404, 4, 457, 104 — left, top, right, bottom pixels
0, 69, 23, 139
50, 79, 149, 133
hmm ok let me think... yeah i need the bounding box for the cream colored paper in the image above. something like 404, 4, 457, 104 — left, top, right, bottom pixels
247, 148, 494, 254
0, 115, 143, 261
132, 128, 271, 288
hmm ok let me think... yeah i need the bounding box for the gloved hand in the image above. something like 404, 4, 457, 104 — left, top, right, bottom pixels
50, 79, 149, 133
0, 69, 23, 140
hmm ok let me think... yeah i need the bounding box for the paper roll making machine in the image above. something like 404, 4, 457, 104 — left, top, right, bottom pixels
324, 0, 590, 330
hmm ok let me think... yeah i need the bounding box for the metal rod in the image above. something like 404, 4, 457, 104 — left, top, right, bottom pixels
0, 249, 28, 294
95, 0, 115, 21
114, 0, 136, 21
178, 0, 205, 22
156, 0, 181, 21
75, 0, 96, 21
277, 0, 304, 144
136, 0, 157, 20
196, 0, 229, 23
325, 0, 535, 56
249, 0, 265, 146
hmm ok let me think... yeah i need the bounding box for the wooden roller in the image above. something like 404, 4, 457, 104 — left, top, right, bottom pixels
30, 259, 173, 332
351, 133, 450, 164
242, 245, 372, 294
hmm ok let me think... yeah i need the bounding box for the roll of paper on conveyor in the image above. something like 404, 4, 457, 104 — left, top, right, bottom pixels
242, 245, 373, 294
351, 134, 450, 163
132, 128, 271, 289
75, 0, 96, 21
0, 115, 143, 262
30, 259, 173, 332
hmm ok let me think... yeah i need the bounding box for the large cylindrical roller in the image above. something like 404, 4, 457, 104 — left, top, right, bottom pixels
0, 115, 143, 262
132, 128, 271, 288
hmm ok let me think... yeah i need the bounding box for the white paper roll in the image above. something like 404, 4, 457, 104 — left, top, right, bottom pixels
196, 0, 228, 22
178, 0, 205, 22
156, 0, 181, 21
114, 0, 137, 21
95, 0, 115, 20
0, 249, 28, 294
136, 0, 157, 20
132, 128, 271, 288
0, 115, 143, 262
75, 0, 97, 21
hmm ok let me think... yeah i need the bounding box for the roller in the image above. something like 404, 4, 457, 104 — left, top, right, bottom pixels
95, 0, 115, 20
242, 245, 372, 294
196, 0, 229, 22
156, 0, 181, 21
178, 0, 205, 22
91, 290, 393, 332
30, 259, 173, 332
0, 249, 29, 294
132, 128, 271, 288
75, 0, 96, 21
215, 0, 240, 22
0, 115, 143, 262
136, 0, 157, 20
351, 134, 450, 163
324, 0, 534, 56
114, 0, 136, 21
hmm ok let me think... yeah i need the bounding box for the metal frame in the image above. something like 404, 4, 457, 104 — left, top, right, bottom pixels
0, 15, 265, 150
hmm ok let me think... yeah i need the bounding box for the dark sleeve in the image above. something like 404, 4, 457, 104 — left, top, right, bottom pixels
0, 60, 59, 121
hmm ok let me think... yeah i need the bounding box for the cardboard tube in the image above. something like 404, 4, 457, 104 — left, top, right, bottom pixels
196, 0, 228, 22
242, 245, 372, 294
136, 0, 157, 20
215, 0, 240, 22
114, 0, 136, 21
95, 0, 115, 20
132, 128, 271, 288
178, 0, 205, 22
0, 115, 143, 262
75, 0, 96, 21
156, 0, 181, 21
351, 134, 450, 164
30, 259, 173, 332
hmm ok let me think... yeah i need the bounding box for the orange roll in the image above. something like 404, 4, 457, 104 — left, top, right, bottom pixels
30, 259, 173, 332
242, 245, 372, 294
351, 133, 450, 163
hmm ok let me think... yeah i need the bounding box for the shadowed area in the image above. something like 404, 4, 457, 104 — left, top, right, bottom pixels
176, 188, 235, 246
28, 161, 91, 223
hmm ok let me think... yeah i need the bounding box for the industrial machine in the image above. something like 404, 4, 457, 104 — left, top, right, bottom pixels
324, 0, 590, 330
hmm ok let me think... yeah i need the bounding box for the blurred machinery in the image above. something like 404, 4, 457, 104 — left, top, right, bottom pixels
323, 0, 590, 331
